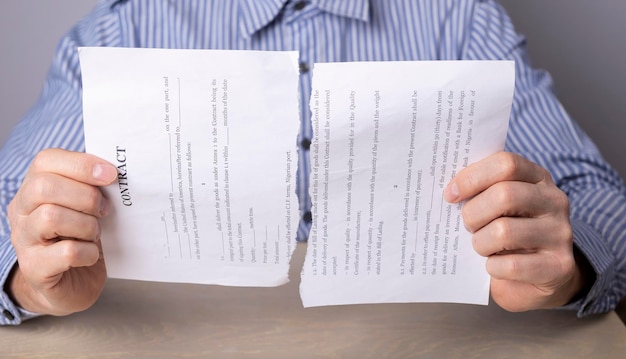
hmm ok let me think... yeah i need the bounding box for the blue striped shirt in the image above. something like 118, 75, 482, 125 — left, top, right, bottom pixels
1, 0, 625, 324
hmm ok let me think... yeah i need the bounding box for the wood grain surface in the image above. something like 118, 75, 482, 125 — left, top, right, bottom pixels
1, 243, 625, 358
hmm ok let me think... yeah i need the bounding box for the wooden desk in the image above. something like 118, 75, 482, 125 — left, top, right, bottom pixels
2, 243, 625, 358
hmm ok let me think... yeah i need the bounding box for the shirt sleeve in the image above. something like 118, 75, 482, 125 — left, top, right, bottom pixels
0, 1, 121, 325
463, 0, 626, 316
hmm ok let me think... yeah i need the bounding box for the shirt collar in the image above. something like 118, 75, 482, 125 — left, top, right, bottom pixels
239, 0, 288, 39
312, 0, 369, 22
239, 0, 369, 38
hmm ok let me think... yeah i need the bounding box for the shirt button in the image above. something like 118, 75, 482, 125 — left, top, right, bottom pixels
294, 1, 307, 11
3, 309, 15, 321
299, 61, 310, 74
303, 211, 313, 223
300, 138, 311, 150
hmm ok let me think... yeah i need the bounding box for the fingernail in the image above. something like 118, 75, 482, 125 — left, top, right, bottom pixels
445, 182, 460, 202
93, 163, 117, 183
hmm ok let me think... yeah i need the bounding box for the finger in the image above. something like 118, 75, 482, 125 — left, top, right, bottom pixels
461, 180, 567, 232
485, 251, 575, 285
21, 204, 101, 244
13, 173, 111, 218
22, 240, 102, 285
28, 148, 117, 186
489, 279, 544, 312
444, 152, 552, 203
471, 217, 572, 257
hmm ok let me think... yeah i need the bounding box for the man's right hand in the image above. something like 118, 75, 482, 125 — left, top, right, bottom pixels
7, 148, 117, 316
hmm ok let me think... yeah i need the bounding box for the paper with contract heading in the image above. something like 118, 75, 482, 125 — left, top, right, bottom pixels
79, 47, 514, 306
80, 47, 300, 287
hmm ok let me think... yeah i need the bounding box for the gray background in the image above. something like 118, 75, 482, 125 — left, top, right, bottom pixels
1, 1, 625, 177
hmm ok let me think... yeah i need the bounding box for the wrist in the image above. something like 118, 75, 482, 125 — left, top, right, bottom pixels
567, 245, 596, 304
6, 264, 45, 315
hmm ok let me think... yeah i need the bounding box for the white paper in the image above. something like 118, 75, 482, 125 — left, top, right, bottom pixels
301, 61, 515, 307
79, 47, 300, 287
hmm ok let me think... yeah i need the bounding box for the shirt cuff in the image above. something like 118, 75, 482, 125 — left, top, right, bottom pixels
561, 219, 618, 317
0, 236, 42, 325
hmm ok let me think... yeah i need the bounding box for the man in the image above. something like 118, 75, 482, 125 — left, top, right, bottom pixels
1, 0, 625, 324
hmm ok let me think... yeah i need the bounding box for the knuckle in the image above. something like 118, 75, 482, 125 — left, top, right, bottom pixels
8, 224, 26, 248
559, 253, 576, 275
460, 205, 477, 232
60, 243, 82, 263
556, 223, 573, 246
494, 182, 517, 206
552, 189, 570, 211
29, 175, 56, 201
505, 257, 521, 277
539, 166, 556, 184
38, 204, 61, 229
462, 171, 479, 190
498, 152, 521, 178
548, 248, 576, 276
31, 149, 65, 172
7, 207, 29, 247
7, 199, 17, 220
492, 219, 513, 243
31, 150, 51, 170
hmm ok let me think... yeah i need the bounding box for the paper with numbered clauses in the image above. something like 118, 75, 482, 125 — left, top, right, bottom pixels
300, 61, 514, 307
80, 47, 300, 287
